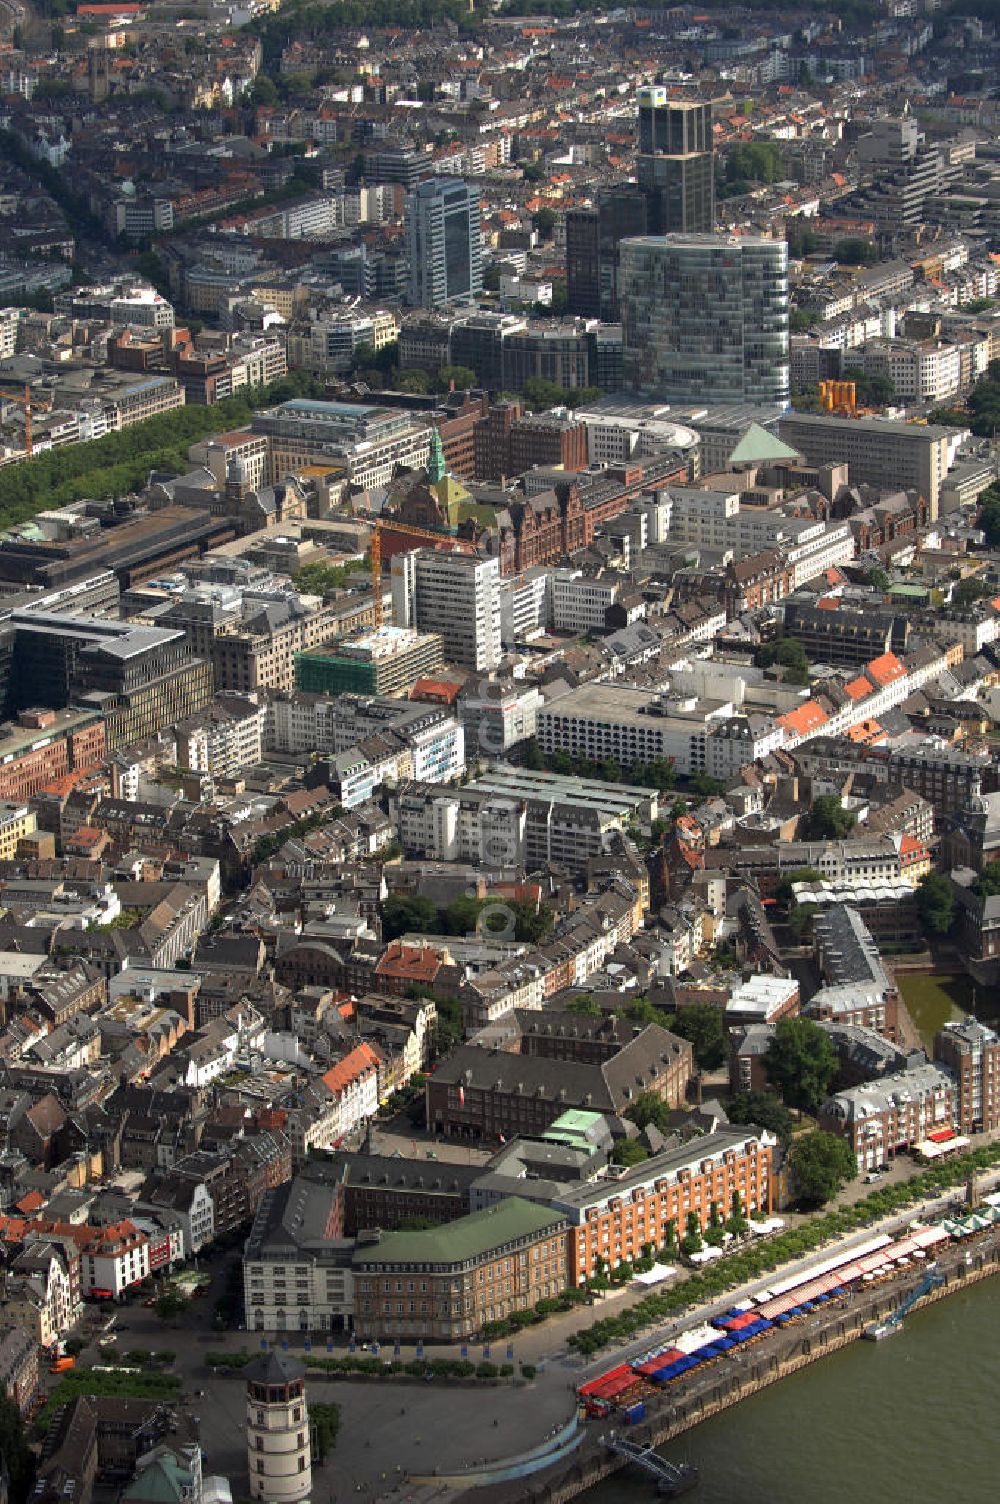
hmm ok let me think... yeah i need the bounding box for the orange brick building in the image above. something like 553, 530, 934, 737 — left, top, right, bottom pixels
0, 710, 106, 802
557, 1128, 774, 1284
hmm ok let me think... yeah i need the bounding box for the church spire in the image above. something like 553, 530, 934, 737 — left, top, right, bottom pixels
427, 427, 446, 485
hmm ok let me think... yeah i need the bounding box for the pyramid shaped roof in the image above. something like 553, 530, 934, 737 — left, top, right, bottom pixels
728, 422, 801, 465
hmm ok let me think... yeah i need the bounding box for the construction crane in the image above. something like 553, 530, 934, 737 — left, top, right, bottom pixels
370, 515, 468, 630
0, 385, 51, 460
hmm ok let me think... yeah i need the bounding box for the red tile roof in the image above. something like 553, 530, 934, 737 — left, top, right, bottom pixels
779, 701, 828, 737
376, 942, 444, 983
844, 676, 872, 703
866, 652, 906, 688
321, 1042, 380, 1095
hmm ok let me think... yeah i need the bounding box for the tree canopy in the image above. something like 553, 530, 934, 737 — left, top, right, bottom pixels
719, 141, 784, 197
765, 1015, 839, 1114
613, 1138, 650, 1167
788, 1131, 857, 1207
726, 1090, 794, 1147
292, 558, 366, 595
625, 1090, 673, 1134
973, 861, 1000, 900
521, 378, 601, 412
834, 237, 877, 265
382, 892, 554, 945
382, 893, 440, 941
916, 872, 956, 935
801, 795, 856, 841
755, 637, 809, 681
669, 1002, 726, 1071
980, 485, 1000, 547
774, 867, 824, 909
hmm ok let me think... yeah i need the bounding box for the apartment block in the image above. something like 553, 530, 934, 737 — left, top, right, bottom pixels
819, 1062, 957, 1171
935, 1019, 1000, 1134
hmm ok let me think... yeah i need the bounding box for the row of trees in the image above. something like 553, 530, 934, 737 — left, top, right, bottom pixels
0, 371, 325, 528
522, 737, 725, 799
570, 1135, 1000, 1357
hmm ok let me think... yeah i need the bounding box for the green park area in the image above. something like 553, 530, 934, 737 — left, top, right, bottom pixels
897, 972, 973, 1048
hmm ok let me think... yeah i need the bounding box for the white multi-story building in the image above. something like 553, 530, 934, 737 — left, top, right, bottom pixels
9, 1240, 77, 1341
459, 681, 541, 758
844, 338, 963, 404
0, 307, 21, 358
56, 280, 175, 329
550, 569, 619, 633
252, 398, 431, 490
575, 408, 700, 468
287, 309, 398, 375
408, 717, 466, 783
390, 767, 654, 869
399, 549, 502, 670
497, 569, 549, 646
329, 717, 464, 808
665, 485, 855, 587
536, 681, 724, 777
244, 1180, 355, 1334
81, 1221, 151, 1297
320, 1043, 380, 1141
175, 696, 265, 780
706, 715, 786, 782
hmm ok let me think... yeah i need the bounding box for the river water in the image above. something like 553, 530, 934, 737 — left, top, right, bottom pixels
586, 1276, 999, 1504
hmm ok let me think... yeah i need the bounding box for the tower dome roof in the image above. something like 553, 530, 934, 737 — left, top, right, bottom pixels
244, 1350, 307, 1385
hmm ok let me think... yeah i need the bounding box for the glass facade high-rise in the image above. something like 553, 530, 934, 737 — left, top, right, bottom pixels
636, 88, 715, 236
405, 177, 483, 310
620, 234, 790, 406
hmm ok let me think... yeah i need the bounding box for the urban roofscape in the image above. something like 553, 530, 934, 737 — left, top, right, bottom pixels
4, 1, 1000, 1501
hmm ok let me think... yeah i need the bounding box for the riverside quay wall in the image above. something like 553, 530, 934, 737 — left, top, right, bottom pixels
473, 1225, 1000, 1504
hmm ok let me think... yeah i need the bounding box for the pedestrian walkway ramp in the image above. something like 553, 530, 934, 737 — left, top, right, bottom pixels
408, 1415, 582, 1488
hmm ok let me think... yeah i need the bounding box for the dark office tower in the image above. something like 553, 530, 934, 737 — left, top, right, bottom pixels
405, 177, 482, 309
88, 46, 111, 104
596, 185, 648, 321
638, 90, 712, 155
636, 87, 715, 235
566, 208, 600, 317
566, 189, 648, 322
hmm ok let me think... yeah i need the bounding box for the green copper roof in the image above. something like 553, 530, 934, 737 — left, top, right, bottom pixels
727, 422, 801, 465
125, 1458, 194, 1504
353, 1196, 565, 1267
542, 1108, 605, 1152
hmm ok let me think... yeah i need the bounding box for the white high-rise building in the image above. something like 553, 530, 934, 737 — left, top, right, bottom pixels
620, 233, 790, 406
245, 1351, 312, 1504
396, 549, 502, 670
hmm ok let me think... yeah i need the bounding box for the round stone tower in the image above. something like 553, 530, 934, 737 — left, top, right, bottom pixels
244, 1350, 312, 1504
